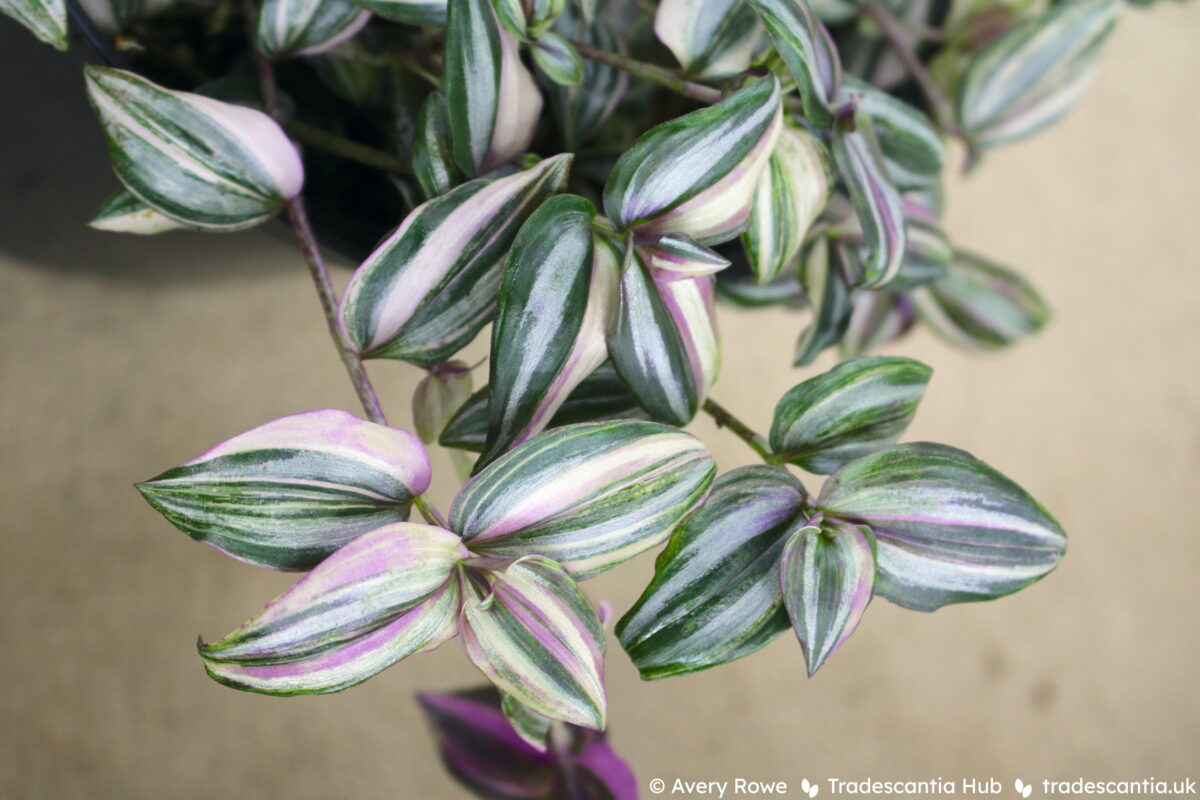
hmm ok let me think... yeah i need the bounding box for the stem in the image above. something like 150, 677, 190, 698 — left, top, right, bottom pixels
285, 119, 414, 176
702, 398, 773, 462
414, 494, 449, 528
569, 39, 723, 105
863, 1, 960, 136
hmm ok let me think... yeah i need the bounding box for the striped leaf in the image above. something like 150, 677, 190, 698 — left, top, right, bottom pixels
84, 67, 304, 232
641, 234, 731, 277
839, 290, 915, 359
844, 78, 944, 191
546, 5, 627, 149
655, 0, 764, 79
832, 105, 906, 288
608, 246, 720, 426
136, 410, 432, 571
89, 187, 186, 235
617, 466, 808, 679
911, 249, 1050, 351
770, 356, 932, 474
742, 123, 831, 284
794, 237, 853, 366
199, 523, 466, 695
445, 0, 543, 176
256, 0, 371, 58
502, 691, 553, 751
338, 154, 571, 366
1, 0, 67, 50
354, 0, 445, 25
531, 32, 584, 87
412, 91, 463, 199
818, 442, 1068, 611
890, 205, 951, 291
780, 519, 875, 676
603, 76, 782, 245
480, 196, 619, 469
957, 0, 1120, 148
450, 421, 715, 579
412, 361, 473, 444
459, 556, 607, 728
78, 0, 176, 32
744, 0, 841, 125
439, 362, 649, 453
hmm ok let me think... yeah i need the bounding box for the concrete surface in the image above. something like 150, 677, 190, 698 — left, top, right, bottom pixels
1, 3, 1197, 797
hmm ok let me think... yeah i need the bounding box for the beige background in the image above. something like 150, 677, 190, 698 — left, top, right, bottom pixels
1, 4, 1197, 797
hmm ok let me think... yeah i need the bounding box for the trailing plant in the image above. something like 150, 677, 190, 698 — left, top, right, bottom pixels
4, 0, 1152, 793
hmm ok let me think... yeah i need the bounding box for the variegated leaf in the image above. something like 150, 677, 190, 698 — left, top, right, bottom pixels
780, 519, 875, 676
136, 410, 432, 570
744, 0, 841, 125
84, 67, 304, 232
794, 237, 853, 366
771, 356, 932, 474
439, 362, 649, 453
354, 0, 445, 25
844, 78, 944, 191
911, 249, 1050, 350
603, 76, 782, 245
608, 245, 720, 426
839, 290, 915, 359
531, 32, 584, 86
957, 0, 1120, 148
818, 442, 1068, 611
480, 196, 618, 469
338, 154, 571, 366
256, 0, 371, 58
450, 421, 715, 579
413, 361, 473, 444
459, 556, 606, 728
412, 91, 463, 199
501, 691, 553, 751
1, 0, 67, 49
89, 187, 186, 235
655, 0, 764, 79
742, 123, 831, 284
640, 234, 731, 278
78, 0, 175, 32
546, 4, 627, 149
617, 466, 808, 679
446, 0, 543, 176
890, 203, 951, 291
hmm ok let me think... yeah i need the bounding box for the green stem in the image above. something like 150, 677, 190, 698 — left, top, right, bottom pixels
284, 119, 414, 176
702, 398, 774, 462
569, 39, 724, 105
414, 494, 449, 528
863, 1, 961, 136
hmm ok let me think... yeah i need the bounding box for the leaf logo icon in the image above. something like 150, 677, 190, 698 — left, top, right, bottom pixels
1015, 779, 1033, 798
801, 779, 820, 798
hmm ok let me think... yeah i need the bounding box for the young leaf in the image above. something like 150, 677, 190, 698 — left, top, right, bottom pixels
413, 361, 473, 443
843, 78, 945, 191
545, 3, 628, 149
480, 196, 618, 468
770, 356, 932, 474
459, 556, 607, 728
780, 520, 875, 676
911, 249, 1050, 350
450, 421, 715, 579
617, 466, 808, 679
794, 237, 853, 366
603, 76, 782, 245
84, 67, 304, 231
338, 154, 571, 366
640, 234, 731, 278
608, 246, 720, 426
743, 0, 841, 125
354, 0, 446, 25
818, 442, 1068, 611
654, 0, 764, 79
255, 0, 371, 58
1, 0, 67, 50
957, 0, 1120, 148
136, 410, 432, 571
445, 0, 543, 175
531, 32, 585, 87
89, 187, 187, 235
412, 91, 464, 198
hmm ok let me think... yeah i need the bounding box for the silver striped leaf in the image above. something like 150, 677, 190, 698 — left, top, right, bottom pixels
654, 0, 765, 79
1, 0, 67, 49
794, 236, 854, 367
501, 691, 553, 751
412, 91, 463, 199
839, 290, 915, 359
531, 32, 585, 87
89, 187, 187, 235
818, 442, 1068, 611
744, 0, 841, 125
136, 410, 432, 571
843, 77, 945, 191
545, 3, 627, 150
77, 0, 175, 32
641, 233, 731, 278
354, 0, 445, 25
255, 0, 370, 58
617, 465, 809, 679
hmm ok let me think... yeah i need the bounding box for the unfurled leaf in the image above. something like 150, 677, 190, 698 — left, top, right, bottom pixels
310, 40, 387, 107
460, 556, 606, 728
531, 32, 585, 86
413, 91, 463, 198
1, 0, 67, 49
603, 76, 782, 245
492, 0, 527, 37
608, 246, 720, 426
85, 67, 303, 231
640, 234, 731, 277
413, 361, 474, 443
844, 78, 944, 191
89, 187, 187, 235
780, 519, 875, 676
502, 692, 553, 751
446, 0, 544, 175
744, 0, 840, 125
355, 0, 445, 25
957, 0, 1119, 148
794, 237, 853, 366
832, 105, 906, 288
911, 249, 1050, 350
137, 410, 431, 570
890, 204, 951, 290
743, 124, 831, 284
716, 270, 805, 308
480, 196, 618, 468
450, 421, 715, 579
839, 290, 915, 359
339, 154, 571, 365
818, 442, 1067, 611
546, 4, 627, 149
770, 356, 932, 474
655, 0, 764, 79
617, 466, 808, 679
255, 0, 371, 58
440, 363, 649, 453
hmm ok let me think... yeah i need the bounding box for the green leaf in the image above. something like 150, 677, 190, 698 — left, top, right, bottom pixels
501, 692, 553, 751
531, 31, 585, 86
794, 237, 853, 366
818, 442, 1068, 611
743, 0, 840, 125
617, 465, 808, 679
545, 4, 627, 149
889, 205, 951, 291
412, 91, 463, 198
844, 78, 945, 191
770, 356, 932, 474
89, 187, 187, 235
1, 0, 67, 50
654, 0, 764, 79
354, 0, 446, 25
255, 0, 370, 58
